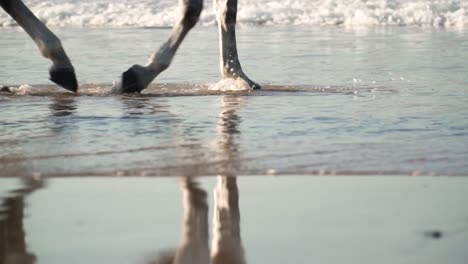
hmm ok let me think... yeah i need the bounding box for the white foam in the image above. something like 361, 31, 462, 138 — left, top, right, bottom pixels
1, 0, 467, 28
15, 84, 35, 95
11, 84, 72, 95
209, 78, 253, 91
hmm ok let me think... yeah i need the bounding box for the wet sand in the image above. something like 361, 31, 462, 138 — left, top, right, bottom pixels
1, 176, 467, 264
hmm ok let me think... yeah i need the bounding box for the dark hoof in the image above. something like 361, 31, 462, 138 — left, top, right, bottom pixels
0, 86, 11, 93
49, 68, 78, 92
121, 65, 146, 93
251, 82, 261, 90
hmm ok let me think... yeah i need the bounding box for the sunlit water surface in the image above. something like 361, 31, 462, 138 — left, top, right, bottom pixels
0, 26, 467, 176
1, 26, 468, 263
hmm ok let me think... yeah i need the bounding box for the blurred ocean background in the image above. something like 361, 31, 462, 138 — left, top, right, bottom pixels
1, 0, 467, 28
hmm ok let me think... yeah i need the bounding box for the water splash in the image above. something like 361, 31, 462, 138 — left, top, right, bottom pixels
209, 78, 252, 91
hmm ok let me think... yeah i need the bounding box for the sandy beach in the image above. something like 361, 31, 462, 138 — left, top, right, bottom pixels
1, 176, 467, 264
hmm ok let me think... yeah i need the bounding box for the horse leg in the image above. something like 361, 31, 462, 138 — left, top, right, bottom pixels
113, 0, 203, 94
0, 0, 78, 92
213, 0, 260, 90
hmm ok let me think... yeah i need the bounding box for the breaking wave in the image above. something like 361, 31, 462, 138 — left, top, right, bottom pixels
0, 0, 467, 28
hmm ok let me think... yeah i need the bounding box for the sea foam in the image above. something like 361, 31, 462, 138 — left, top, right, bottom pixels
0, 0, 467, 28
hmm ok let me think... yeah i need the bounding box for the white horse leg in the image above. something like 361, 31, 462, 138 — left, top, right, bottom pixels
213, 0, 260, 90
0, 0, 78, 92
113, 0, 203, 94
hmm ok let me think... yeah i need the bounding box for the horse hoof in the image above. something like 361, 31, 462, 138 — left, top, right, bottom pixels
49, 67, 78, 92
234, 71, 261, 90
1, 86, 11, 93
251, 82, 261, 90
120, 65, 146, 93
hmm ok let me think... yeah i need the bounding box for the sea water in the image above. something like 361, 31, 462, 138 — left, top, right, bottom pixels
1, 24, 467, 176
0, 0, 467, 176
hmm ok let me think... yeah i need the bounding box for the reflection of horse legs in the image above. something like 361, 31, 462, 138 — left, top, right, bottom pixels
211, 176, 245, 264
0, 179, 41, 264
151, 176, 245, 264
173, 178, 210, 264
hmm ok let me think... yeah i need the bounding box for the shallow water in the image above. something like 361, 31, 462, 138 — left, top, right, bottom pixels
1, 176, 468, 264
1, 26, 467, 176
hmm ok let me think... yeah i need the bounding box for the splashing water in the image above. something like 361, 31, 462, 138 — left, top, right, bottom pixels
209, 78, 253, 91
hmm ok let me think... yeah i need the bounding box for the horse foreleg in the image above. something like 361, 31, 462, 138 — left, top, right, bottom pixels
0, 0, 78, 92
113, 0, 203, 94
213, 0, 260, 90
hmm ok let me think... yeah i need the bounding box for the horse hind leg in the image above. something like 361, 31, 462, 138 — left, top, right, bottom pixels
112, 0, 203, 94
213, 0, 260, 90
0, 0, 78, 92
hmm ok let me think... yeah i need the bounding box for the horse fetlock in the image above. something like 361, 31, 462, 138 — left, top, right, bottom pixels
37, 36, 65, 59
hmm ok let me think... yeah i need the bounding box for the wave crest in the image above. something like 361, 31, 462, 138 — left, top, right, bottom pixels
1, 0, 467, 28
